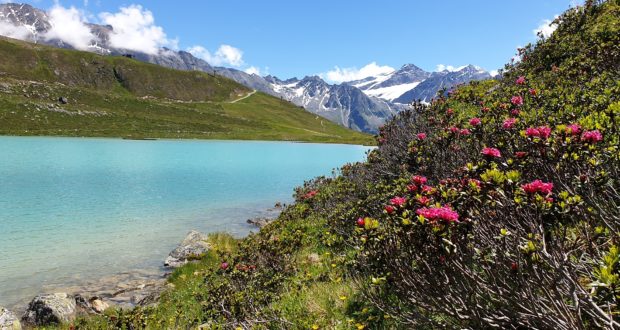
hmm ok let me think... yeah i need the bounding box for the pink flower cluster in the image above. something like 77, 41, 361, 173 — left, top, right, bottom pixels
525, 126, 552, 140
416, 206, 460, 223
412, 175, 428, 186
581, 130, 603, 143
516, 76, 526, 85
390, 196, 407, 207
511, 95, 524, 106
417, 133, 427, 140
460, 128, 471, 135
521, 180, 554, 195
469, 117, 482, 126
565, 124, 581, 135
482, 147, 502, 158
502, 118, 517, 129
304, 190, 318, 199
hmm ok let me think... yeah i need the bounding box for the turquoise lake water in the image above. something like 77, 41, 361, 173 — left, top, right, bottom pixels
0, 136, 370, 308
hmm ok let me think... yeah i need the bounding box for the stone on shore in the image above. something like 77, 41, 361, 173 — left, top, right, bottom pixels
246, 217, 272, 228
0, 307, 21, 330
22, 293, 76, 326
164, 230, 210, 268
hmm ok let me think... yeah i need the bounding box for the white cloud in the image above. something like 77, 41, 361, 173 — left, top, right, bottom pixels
244, 66, 261, 75
533, 17, 558, 39
324, 62, 394, 83
99, 5, 175, 54
187, 44, 245, 67
0, 21, 32, 40
435, 64, 467, 72
44, 5, 96, 50
489, 70, 499, 77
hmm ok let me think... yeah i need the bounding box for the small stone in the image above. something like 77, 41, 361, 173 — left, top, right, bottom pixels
0, 307, 21, 330
89, 298, 109, 314
307, 253, 321, 264
58, 97, 68, 104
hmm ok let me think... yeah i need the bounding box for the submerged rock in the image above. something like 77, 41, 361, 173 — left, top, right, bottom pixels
164, 230, 210, 268
22, 293, 76, 326
246, 217, 272, 228
0, 307, 21, 330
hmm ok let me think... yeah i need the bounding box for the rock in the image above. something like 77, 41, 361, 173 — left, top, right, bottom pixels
246, 217, 272, 228
90, 298, 109, 314
22, 293, 76, 326
307, 253, 321, 264
164, 230, 210, 268
58, 96, 68, 104
0, 307, 21, 330
74, 294, 109, 314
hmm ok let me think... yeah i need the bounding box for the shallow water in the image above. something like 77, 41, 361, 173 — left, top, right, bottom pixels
0, 136, 370, 308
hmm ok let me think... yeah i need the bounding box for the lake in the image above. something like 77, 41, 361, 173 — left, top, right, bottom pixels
0, 136, 370, 309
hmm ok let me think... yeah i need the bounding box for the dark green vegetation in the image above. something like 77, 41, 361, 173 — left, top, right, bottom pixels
45, 0, 620, 328
0, 37, 372, 144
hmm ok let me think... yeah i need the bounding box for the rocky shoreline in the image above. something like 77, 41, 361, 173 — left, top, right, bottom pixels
0, 203, 283, 329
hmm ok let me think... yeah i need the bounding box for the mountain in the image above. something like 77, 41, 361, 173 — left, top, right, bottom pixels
0, 3, 215, 73
348, 64, 492, 104
393, 65, 492, 103
265, 75, 404, 133
0, 36, 372, 144
348, 64, 431, 101
0, 3, 490, 134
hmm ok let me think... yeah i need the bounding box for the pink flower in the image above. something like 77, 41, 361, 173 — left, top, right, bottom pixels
304, 190, 318, 199
525, 126, 552, 140
449, 126, 459, 133
581, 130, 603, 143
516, 76, 526, 85
511, 95, 524, 106
422, 185, 435, 194
385, 205, 395, 214
521, 180, 554, 195
460, 129, 471, 135
502, 118, 517, 129
469, 117, 482, 126
411, 175, 428, 186
565, 124, 582, 135
529, 89, 537, 96
447, 108, 454, 115
511, 109, 521, 116
417, 196, 430, 206
515, 151, 528, 158
416, 206, 460, 223
407, 184, 418, 192
417, 132, 427, 140
482, 147, 502, 158
390, 196, 407, 207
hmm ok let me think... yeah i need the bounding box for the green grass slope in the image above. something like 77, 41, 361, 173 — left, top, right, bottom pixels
0, 37, 373, 144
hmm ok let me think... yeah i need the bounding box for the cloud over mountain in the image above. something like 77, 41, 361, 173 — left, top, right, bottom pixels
325, 62, 395, 83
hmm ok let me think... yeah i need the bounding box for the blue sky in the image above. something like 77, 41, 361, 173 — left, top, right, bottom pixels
17, 0, 579, 81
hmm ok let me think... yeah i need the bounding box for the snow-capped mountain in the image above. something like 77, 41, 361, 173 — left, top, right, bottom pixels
348, 64, 431, 102
0, 3, 215, 73
394, 65, 492, 104
348, 64, 491, 104
265, 75, 404, 133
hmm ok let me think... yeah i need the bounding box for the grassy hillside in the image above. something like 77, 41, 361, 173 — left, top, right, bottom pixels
0, 37, 373, 144
30, 1, 620, 329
